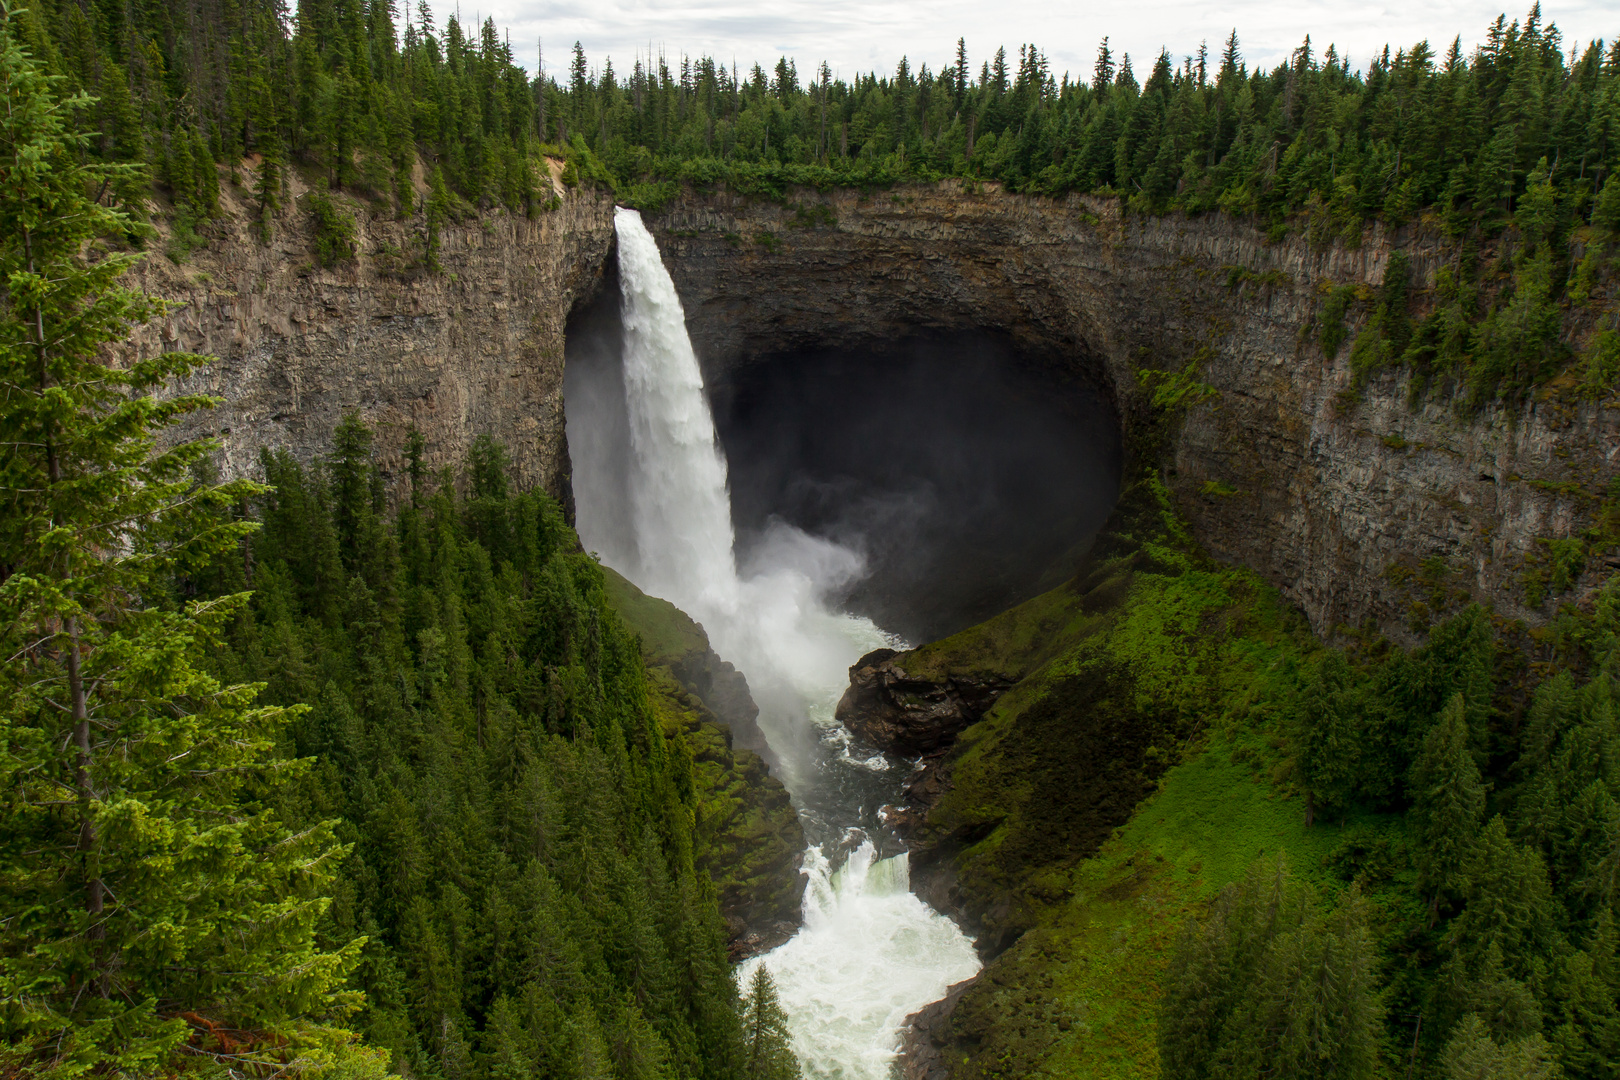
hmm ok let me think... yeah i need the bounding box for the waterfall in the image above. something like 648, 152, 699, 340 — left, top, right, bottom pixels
572, 207, 980, 1079
613, 213, 740, 614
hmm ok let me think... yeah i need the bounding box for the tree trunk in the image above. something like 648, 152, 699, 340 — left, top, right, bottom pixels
26, 225, 107, 978
67, 618, 103, 927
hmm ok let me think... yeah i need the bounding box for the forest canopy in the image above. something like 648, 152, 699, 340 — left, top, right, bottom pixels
5, 0, 1615, 227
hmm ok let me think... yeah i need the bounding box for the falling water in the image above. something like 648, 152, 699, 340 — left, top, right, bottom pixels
572, 207, 979, 1078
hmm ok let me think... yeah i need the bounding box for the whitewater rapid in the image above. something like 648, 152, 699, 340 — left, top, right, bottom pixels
572, 207, 979, 1078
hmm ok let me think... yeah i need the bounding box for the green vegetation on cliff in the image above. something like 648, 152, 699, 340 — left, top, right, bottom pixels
902, 472, 1620, 1079
601, 568, 806, 948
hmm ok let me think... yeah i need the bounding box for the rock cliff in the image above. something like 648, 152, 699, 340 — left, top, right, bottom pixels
121, 167, 616, 503
128, 176, 1614, 640
645, 184, 1616, 638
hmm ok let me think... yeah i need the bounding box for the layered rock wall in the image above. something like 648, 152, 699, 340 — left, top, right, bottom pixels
645, 186, 1616, 635
128, 175, 1617, 637
121, 170, 615, 501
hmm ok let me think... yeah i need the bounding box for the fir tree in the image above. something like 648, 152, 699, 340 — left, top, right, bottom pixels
1297, 650, 1365, 824
1092, 37, 1114, 92
1159, 856, 1382, 1080
1439, 1014, 1560, 1080
1411, 693, 1487, 921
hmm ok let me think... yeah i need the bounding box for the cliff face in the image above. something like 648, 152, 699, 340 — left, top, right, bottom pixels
134, 174, 1613, 644
646, 186, 1616, 637
121, 168, 616, 503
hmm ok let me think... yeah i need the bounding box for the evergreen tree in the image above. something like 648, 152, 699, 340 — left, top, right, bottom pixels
1439, 1014, 1560, 1079
203, 418, 752, 1078
1297, 650, 1366, 823
1159, 856, 1382, 1080
740, 965, 800, 1080
1214, 886, 1383, 1080
1446, 816, 1560, 980
0, 6, 364, 1071
1411, 693, 1487, 920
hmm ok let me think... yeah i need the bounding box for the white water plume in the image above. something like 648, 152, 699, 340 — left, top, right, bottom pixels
569, 207, 980, 1078
738, 844, 979, 1079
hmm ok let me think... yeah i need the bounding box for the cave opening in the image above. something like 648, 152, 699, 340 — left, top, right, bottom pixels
564, 268, 1122, 645
710, 337, 1120, 642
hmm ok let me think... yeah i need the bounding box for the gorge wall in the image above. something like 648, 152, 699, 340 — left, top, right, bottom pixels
647, 184, 1616, 637
126, 173, 1616, 640
122, 167, 614, 504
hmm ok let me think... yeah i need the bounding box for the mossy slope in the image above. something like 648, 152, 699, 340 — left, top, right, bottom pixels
601, 567, 806, 949
902, 477, 1393, 1076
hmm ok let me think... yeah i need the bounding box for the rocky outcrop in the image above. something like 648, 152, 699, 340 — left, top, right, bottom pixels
899, 978, 979, 1080
835, 648, 1013, 758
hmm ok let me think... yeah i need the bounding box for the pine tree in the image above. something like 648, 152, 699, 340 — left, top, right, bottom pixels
741, 965, 800, 1080
1446, 816, 1560, 979
0, 6, 364, 1072
1219, 30, 1241, 83
1215, 886, 1383, 1080
954, 38, 968, 109
1159, 856, 1382, 1080
425, 162, 451, 269
1595, 177, 1620, 235
1297, 650, 1366, 824
1092, 37, 1114, 93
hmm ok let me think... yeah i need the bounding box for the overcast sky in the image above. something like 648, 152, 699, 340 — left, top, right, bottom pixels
465, 0, 1614, 87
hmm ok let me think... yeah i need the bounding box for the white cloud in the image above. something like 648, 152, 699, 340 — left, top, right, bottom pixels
469, 0, 1614, 83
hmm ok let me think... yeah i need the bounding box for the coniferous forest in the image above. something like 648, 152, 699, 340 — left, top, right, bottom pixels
9, 0, 1617, 224
0, 7, 794, 1075
4, 0, 1620, 1076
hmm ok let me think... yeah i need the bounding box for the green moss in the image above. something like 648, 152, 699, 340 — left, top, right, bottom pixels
601, 565, 709, 666
897, 476, 1376, 1076
944, 735, 1400, 1079
901, 579, 1098, 684
918, 555, 1273, 938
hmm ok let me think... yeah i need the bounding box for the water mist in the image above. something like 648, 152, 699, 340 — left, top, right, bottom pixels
568, 208, 978, 1079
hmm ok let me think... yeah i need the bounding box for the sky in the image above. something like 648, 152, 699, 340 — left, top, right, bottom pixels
468, 0, 1616, 86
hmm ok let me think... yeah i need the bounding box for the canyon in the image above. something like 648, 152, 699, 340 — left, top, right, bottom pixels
117, 169, 1618, 1077
128, 176, 1614, 644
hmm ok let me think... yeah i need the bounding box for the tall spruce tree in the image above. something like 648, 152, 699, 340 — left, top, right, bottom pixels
740, 966, 800, 1080
1297, 650, 1366, 824
0, 5, 366, 1072
1159, 856, 1383, 1080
